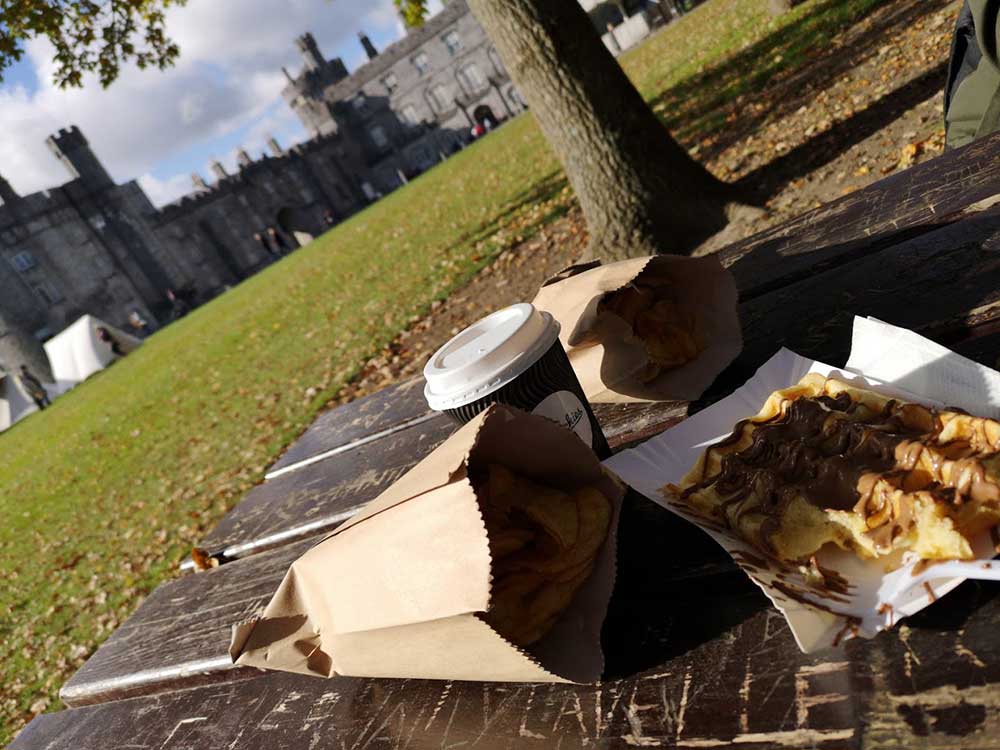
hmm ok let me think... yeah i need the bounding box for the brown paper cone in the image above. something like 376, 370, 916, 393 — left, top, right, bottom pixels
230, 405, 624, 683
532, 256, 742, 403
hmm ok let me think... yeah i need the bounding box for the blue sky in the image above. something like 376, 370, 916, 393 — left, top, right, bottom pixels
0, 0, 438, 206
5, 58, 38, 91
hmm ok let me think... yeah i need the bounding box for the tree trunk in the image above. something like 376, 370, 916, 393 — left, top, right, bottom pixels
468, 0, 745, 260
0, 313, 53, 382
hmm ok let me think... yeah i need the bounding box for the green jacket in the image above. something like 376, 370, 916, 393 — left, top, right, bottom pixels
946, 0, 1000, 148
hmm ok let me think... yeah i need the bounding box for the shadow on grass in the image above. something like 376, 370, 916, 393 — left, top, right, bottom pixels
652, 0, 953, 166
738, 60, 949, 198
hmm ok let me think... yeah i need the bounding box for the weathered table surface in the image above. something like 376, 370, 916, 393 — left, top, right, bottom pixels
20, 497, 1000, 748
185, 400, 687, 569
717, 130, 1000, 301
265, 376, 433, 477
192, 413, 458, 562
14, 133, 1000, 749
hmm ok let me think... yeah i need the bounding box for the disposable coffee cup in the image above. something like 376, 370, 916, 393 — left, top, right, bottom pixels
424, 303, 611, 458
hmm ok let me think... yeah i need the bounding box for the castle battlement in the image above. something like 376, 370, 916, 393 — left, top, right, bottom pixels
0, 186, 72, 230
156, 130, 345, 221
45, 124, 113, 188
46, 125, 87, 148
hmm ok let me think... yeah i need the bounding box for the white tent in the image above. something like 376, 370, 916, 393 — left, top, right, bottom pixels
44, 315, 142, 393
0, 373, 38, 431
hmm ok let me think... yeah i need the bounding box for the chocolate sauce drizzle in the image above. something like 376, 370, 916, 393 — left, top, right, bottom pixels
682, 387, 999, 557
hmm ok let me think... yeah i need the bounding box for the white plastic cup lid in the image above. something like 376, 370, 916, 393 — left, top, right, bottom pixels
423, 302, 561, 411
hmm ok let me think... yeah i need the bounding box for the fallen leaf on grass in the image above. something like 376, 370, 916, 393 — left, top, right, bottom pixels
898, 140, 925, 169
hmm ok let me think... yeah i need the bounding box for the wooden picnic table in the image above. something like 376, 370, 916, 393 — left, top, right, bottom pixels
11, 131, 1000, 750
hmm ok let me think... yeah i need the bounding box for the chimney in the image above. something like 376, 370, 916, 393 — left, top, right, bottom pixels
296, 32, 326, 71
236, 148, 252, 169
210, 160, 228, 182
191, 172, 208, 191
267, 136, 284, 158
0, 174, 19, 205
359, 32, 378, 60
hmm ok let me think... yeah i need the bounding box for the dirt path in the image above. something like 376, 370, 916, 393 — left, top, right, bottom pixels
334, 0, 959, 406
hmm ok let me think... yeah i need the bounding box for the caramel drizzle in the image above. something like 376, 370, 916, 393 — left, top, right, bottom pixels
877, 602, 895, 627
682, 385, 1000, 556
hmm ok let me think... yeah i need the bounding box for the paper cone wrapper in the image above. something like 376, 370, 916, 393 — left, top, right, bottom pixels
230, 405, 625, 683
604, 317, 1000, 653
532, 256, 742, 403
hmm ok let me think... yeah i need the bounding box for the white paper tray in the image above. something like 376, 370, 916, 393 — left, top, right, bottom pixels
604, 317, 1000, 652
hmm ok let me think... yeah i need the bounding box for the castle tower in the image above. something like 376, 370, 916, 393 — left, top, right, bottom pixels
359, 32, 378, 60
45, 125, 113, 189
296, 32, 326, 71
236, 148, 253, 170
267, 136, 284, 158
191, 172, 208, 191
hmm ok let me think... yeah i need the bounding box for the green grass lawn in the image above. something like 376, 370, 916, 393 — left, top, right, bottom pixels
0, 0, 888, 740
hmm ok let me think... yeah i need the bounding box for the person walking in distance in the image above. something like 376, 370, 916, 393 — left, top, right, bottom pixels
166, 288, 190, 321
18, 364, 50, 410
254, 231, 279, 259
128, 310, 152, 338
267, 226, 289, 255
96, 326, 125, 357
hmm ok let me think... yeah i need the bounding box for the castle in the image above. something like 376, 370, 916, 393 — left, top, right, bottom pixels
0, 0, 524, 341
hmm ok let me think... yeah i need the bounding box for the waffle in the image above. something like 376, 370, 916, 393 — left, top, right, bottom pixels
669, 374, 1000, 563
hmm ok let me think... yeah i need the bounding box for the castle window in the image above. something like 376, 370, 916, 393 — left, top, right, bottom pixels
458, 62, 486, 93
412, 52, 429, 75
370, 124, 389, 148
488, 47, 505, 76
442, 30, 461, 55
382, 73, 398, 93
429, 84, 451, 112
400, 104, 420, 125
10, 250, 36, 272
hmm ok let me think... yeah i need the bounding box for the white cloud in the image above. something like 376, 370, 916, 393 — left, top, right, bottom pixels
0, 0, 406, 206
138, 172, 196, 207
